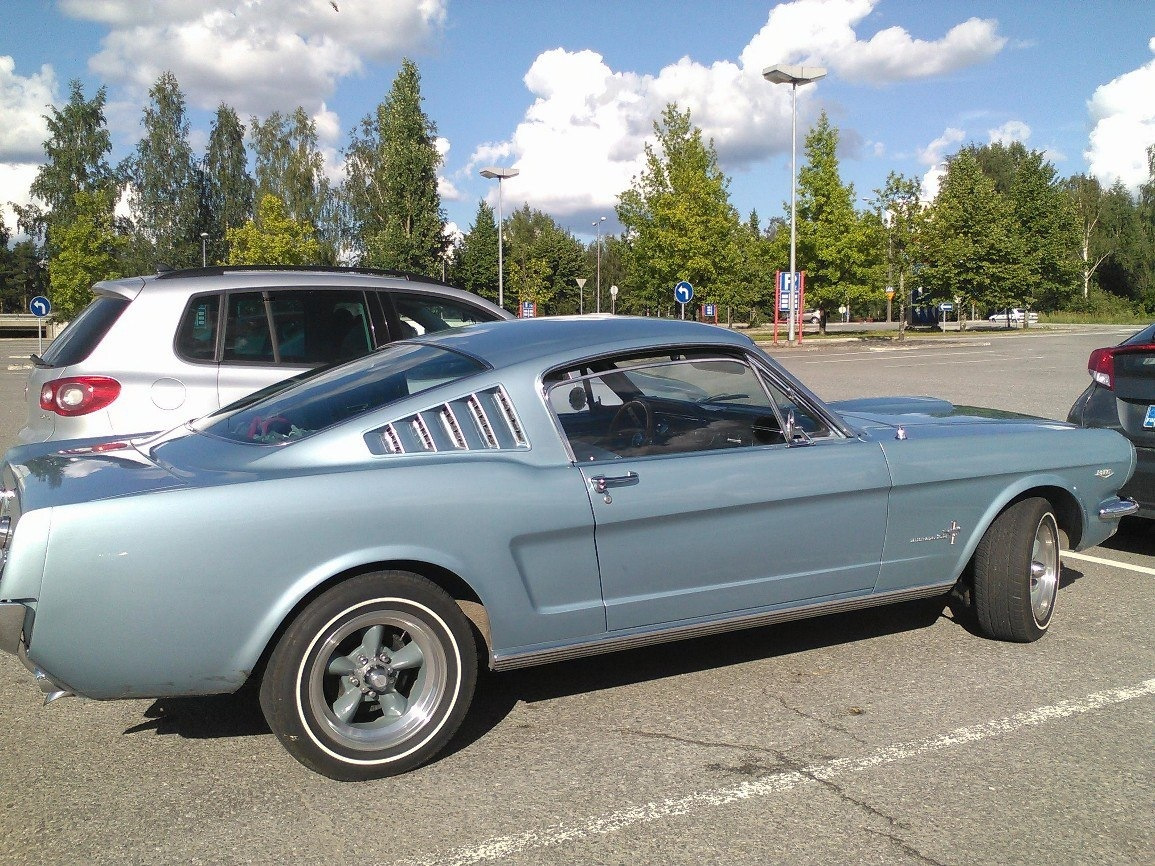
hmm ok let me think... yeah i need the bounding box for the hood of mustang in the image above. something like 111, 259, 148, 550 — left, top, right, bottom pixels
828, 396, 1069, 432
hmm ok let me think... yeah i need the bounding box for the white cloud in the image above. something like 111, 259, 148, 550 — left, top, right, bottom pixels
0, 57, 58, 164
987, 120, 1031, 146
61, 0, 447, 117
917, 127, 964, 199
1085, 37, 1155, 192
0, 57, 60, 235
739, 1, 1005, 84
473, 0, 1008, 220
0, 162, 41, 238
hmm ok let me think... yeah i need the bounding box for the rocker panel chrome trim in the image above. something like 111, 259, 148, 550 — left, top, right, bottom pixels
490, 582, 953, 671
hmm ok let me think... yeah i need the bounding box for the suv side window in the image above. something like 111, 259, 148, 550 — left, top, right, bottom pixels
392, 292, 495, 337
219, 290, 374, 365
175, 294, 220, 362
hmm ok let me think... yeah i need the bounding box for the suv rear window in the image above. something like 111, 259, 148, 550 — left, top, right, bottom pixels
38, 294, 131, 367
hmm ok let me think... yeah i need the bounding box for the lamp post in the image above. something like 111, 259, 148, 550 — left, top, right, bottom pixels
480, 166, 519, 310
200, 232, 209, 267
763, 64, 826, 344
593, 216, 606, 312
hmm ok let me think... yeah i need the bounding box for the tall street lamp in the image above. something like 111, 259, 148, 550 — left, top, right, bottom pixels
480, 166, 519, 310
200, 232, 209, 267
763, 64, 826, 344
593, 215, 606, 312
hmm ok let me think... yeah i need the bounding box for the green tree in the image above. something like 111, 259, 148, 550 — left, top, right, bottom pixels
451, 200, 499, 301
504, 204, 586, 315
251, 108, 337, 263
0, 240, 47, 314
1064, 174, 1112, 301
1095, 180, 1146, 305
122, 71, 201, 271
48, 188, 122, 320
202, 104, 253, 265
968, 143, 1079, 312
13, 80, 116, 255
343, 59, 447, 273
227, 194, 321, 265
920, 150, 1024, 318
617, 103, 745, 315
866, 172, 925, 325
776, 111, 880, 321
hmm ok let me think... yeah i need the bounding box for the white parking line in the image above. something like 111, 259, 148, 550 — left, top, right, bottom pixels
1062, 549, 1155, 576
419, 678, 1155, 866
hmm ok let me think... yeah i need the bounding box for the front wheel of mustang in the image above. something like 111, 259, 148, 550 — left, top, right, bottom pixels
973, 497, 1061, 643
260, 571, 478, 780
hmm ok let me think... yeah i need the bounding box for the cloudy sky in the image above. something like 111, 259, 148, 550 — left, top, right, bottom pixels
2, 0, 1153, 243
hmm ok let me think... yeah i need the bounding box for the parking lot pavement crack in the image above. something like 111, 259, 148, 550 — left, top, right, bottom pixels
768, 692, 870, 745
765, 750, 944, 866
612, 726, 773, 754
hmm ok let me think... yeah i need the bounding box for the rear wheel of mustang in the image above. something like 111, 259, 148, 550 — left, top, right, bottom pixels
973, 497, 1061, 643
260, 571, 477, 780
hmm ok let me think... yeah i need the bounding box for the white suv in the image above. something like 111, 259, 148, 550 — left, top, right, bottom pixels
20, 266, 510, 443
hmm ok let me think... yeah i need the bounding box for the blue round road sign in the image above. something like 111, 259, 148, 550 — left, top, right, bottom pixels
30, 296, 51, 317
674, 281, 694, 304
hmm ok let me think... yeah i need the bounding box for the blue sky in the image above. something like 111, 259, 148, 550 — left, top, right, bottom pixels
2, 0, 1153, 245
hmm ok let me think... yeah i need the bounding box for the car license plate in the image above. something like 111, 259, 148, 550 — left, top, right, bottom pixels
1145, 405, 1155, 428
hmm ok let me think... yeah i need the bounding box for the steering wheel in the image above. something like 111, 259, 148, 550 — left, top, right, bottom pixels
607, 400, 653, 447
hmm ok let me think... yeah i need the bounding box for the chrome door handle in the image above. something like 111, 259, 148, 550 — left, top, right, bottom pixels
591, 472, 639, 494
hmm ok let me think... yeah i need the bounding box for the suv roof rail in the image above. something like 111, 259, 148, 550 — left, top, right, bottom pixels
154, 264, 457, 288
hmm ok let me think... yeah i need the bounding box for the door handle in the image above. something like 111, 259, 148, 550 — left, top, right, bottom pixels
590, 472, 639, 495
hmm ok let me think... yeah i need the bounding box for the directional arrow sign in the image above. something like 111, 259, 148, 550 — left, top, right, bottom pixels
30, 296, 51, 317
674, 281, 694, 304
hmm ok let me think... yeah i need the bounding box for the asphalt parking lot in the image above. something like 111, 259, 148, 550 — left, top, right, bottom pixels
1, 328, 1152, 865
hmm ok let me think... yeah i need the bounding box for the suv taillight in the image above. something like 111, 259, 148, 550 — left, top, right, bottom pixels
40, 376, 122, 416
1088, 348, 1114, 389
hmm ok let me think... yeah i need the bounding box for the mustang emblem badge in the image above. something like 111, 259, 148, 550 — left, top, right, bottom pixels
1095, 469, 1114, 479
910, 520, 962, 545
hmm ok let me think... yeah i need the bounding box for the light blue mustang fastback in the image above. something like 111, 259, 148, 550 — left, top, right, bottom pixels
0, 317, 1137, 779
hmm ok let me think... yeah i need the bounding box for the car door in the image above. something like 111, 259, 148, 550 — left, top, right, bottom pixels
547, 350, 892, 632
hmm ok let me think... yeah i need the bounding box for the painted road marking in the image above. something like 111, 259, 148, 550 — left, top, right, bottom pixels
1062, 549, 1155, 576
417, 678, 1155, 866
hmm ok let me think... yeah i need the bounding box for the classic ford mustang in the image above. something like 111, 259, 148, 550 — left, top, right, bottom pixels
0, 317, 1138, 780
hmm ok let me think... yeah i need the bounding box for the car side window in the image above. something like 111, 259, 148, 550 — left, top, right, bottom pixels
175, 294, 221, 362
758, 377, 833, 440
546, 352, 787, 462
221, 290, 373, 365
392, 293, 495, 338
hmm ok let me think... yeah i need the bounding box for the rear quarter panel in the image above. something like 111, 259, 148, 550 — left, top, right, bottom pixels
24, 456, 602, 699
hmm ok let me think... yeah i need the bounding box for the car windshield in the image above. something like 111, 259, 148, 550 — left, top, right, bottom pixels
194, 342, 487, 444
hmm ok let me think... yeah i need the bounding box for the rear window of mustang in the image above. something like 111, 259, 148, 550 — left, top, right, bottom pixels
194, 343, 486, 444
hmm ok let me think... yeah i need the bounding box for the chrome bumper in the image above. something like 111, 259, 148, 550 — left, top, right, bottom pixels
0, 601, 74, 702
1099, 496, 1139, 520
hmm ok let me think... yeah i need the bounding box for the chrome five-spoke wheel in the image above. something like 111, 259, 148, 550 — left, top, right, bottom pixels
261, 571, 477, 780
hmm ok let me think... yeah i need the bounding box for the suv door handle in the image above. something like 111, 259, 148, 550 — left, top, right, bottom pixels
590, 472, 639, 494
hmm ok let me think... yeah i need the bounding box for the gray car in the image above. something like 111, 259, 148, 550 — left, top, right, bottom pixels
1068, 322, 1155, 517
20, 265, 510, 443
0, 316, 1138, 781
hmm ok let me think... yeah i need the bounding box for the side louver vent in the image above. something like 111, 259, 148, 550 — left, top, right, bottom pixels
369, 386, 529, 455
